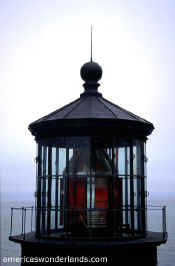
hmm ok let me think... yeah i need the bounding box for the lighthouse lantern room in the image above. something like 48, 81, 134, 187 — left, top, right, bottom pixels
9, 37, 167, 266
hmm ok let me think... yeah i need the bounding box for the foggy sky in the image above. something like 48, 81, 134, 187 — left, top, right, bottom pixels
1, 0, 175, 200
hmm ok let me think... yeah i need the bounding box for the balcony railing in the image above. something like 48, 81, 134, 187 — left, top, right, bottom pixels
10, 206, 34, 239
147, 205, 167, 239
9, 205, 167, 241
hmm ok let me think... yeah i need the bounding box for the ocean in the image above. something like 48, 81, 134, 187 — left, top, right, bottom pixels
0, 195, 175, 265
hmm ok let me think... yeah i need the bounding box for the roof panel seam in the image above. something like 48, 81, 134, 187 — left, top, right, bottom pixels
29, 98, 81, 125
63, 97, 87, 118
102, 97, 150, 123
98, 97, 118, 118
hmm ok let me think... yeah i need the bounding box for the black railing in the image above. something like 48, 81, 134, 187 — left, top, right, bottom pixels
10, 206, 34, 239
10, 205, 167, 241
147, 205, 167, 239
162, 206, 167, 238
25, 208, 139, 240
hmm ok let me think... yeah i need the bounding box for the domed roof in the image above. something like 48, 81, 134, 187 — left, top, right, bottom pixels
80, 61, 102, 83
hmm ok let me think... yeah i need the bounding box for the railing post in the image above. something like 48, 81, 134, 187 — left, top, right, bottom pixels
31, 206, 33, 232
21, 207, 24, 236
162, 206, 166, 239
10, 208, 13, 236
10, 206, 34, 238
23, 208, 26, 239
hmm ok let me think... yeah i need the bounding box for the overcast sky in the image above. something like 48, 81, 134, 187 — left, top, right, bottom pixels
1, 0, 175, 201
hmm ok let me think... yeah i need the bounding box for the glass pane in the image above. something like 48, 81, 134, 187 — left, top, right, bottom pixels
133, 146, 137, 175
144, 142, 147, 177
95, 178, 108, 209
127, 177, 130, 206
50, 210, 55, 230
69, 178, 86, 209
52, 147, 56, 176
36, 144, 39, 178
59, 148, 66, 175
46, 147, 48, 176
106, 148, 112, 160
114, 148, 118, 173
45, 178, 48, 211
91, 148, 112, 175
127, 146, 130, 175
41, 146, 44, 177
69, 147, 90, 176
87, 177, 95, 209
118, 147, 125, 175
58, 178, 64, 227
134, 209, 138, 230
51, 179, 56, 207
134, 178, 137, 207
56, 147, 59, 176
41, 146, 48, 232
136, 141, 141, 176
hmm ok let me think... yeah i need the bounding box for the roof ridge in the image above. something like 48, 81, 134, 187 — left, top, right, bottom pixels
101, 97, 151, 124
97, 97, 117, 118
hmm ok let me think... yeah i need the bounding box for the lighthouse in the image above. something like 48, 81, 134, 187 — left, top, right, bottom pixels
9, 38, 167, 265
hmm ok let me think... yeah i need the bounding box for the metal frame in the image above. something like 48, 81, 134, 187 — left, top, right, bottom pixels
55, 147, 59, 230
36, 144, 42, 237
35, 137, 148, 238
42, 146, 47, 233
141, 141, 146, 234
10, 205, 167, 241
47, 147, 52, 233
129, 140, 135, 234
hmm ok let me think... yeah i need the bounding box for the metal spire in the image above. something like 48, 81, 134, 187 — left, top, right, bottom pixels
90, 25, 93, 62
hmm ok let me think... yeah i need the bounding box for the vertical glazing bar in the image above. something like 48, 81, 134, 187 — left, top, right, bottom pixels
136, 141, 141, 231
91, 150, 94, 237
89, 140, 93, 238
112, 141, 117, 236
47, 146, 52, 233
36, 144, 42, 237
55, 147, 59, 229
65, 147, 69, 237
140, 141, 146, 234
35, 144, 38, 235
129, 141, 134, 234
42, 146, 47, 233
84, 147, 88, 229
90, 175, 92, 228
124, 146, 128, 225
115, 145, 118, 175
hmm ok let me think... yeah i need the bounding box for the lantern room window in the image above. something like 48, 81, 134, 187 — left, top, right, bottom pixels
36, 137, 146, 239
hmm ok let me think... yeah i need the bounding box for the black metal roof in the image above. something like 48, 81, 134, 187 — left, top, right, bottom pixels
30, 95, 152, 123
29, 61, 154, 140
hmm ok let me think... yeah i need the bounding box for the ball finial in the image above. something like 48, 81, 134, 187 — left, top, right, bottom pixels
80, 61, 102, 83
